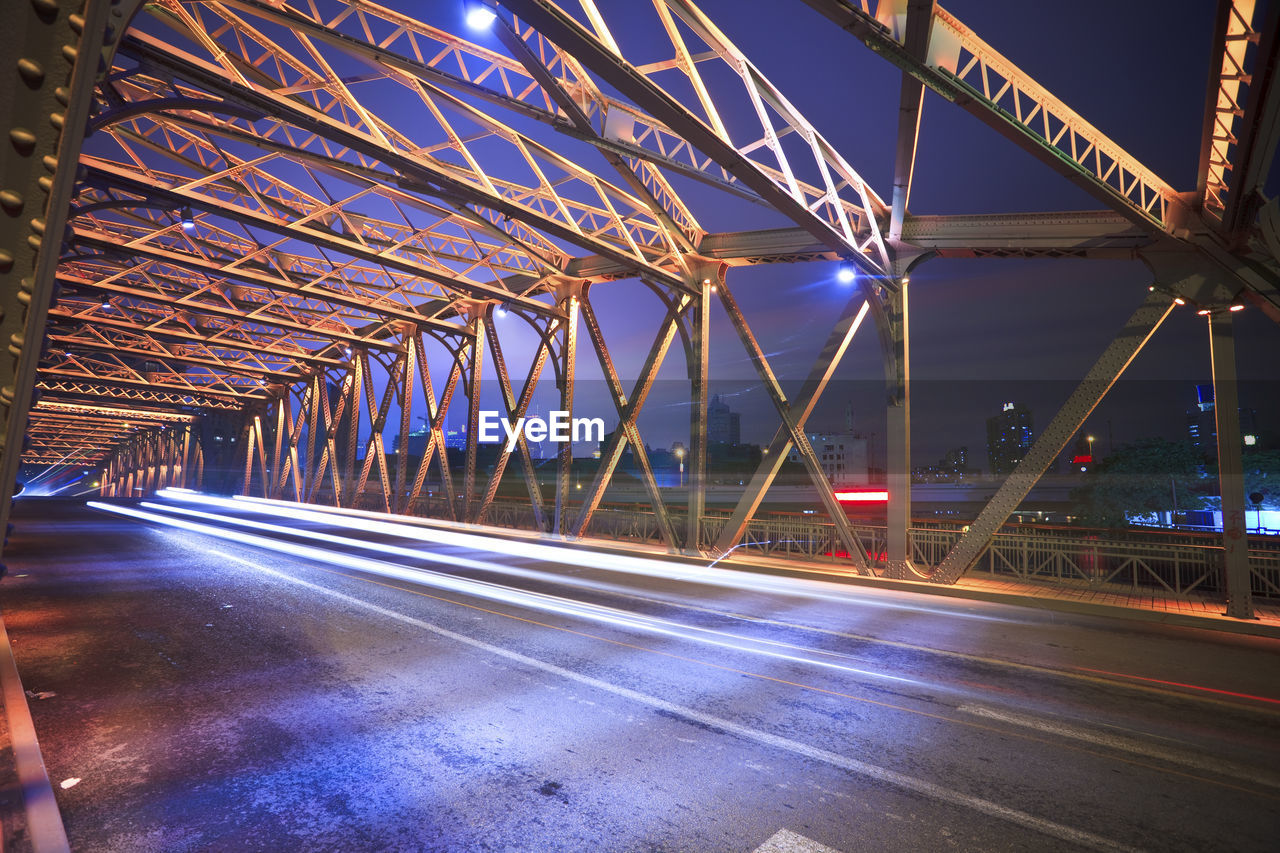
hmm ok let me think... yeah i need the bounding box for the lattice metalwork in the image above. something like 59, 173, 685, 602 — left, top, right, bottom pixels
1, 0, 1276, 617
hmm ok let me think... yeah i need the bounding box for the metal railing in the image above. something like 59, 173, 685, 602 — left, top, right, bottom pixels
352, 494, 1280, 600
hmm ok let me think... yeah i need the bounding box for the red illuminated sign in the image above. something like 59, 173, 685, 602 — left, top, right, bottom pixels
834, 490, 889, 503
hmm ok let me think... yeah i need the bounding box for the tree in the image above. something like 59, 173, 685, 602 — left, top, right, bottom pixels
1071, 438, 1208, 528
1243, 449, 1280, 509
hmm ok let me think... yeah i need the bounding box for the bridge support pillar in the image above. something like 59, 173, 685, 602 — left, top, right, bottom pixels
884, 279, 913, 578
685, 271, 714, 555
1207, 311, 1255, 619
553, 283, 581, 537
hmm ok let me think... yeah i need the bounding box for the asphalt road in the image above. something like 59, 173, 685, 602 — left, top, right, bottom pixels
1, 496, 1278, 852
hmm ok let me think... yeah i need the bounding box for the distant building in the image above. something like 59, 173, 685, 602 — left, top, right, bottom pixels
1187, 384, 1259, 454
789, 433, 869, 486
913, 447, 974, 484
987, 402, 1033, 476
395, 427, 430, 456
708, 394, 741, 446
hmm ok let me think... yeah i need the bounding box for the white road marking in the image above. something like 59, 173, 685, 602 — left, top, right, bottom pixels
959, 703, 1280, 790
192, 539, 1139, 853
752, 828, 843, 852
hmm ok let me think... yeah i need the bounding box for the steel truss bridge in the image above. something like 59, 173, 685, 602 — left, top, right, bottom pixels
2, 0, 1277, 617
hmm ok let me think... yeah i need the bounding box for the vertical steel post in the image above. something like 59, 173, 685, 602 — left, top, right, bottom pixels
395, 331, 416, 514
686, 275, 712, 554
554, 285, 581, 536
1208, 311, 1255, 619
885, 279, 913, 577
464, 311, 486, 522
270, 396, 285, 499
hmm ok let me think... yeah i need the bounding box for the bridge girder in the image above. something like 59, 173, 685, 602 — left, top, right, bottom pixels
0, 0, 1275, 620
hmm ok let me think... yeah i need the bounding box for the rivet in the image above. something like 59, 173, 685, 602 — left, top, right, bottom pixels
0, 191, 22, 216
1, 386, 14, 405
55, 86, 69, 106
27, 235, 41, 251
37, 176, 51, 192
30, 0, 57, 22
9, 128, 36, 156
68, 13, 84, 33
49, 112, 64, 130
30, 218, 45, 235
61, 45, 78, 64
42, 155, 57, 172
16, 290, 30, 306
0, 250, 12, 273
16, 58, 45, 88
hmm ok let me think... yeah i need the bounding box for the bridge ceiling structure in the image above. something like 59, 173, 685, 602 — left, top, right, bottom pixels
2, 0, 1277, 604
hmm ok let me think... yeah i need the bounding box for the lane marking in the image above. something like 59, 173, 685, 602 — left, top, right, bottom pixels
753, 828, 843, 853
191, 543, 1139, 852
958, 704, 1280, 791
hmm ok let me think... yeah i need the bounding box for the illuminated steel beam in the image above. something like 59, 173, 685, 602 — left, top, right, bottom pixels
712, 281, 872, 572
932, 291, 1177, 582
1198, 0, 1280, 237
804, 0, 1182, 232
500, 0, 891, 276
117, 29, 688, 290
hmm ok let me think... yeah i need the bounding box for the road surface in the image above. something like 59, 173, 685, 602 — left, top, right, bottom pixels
1, 495, 1277, 852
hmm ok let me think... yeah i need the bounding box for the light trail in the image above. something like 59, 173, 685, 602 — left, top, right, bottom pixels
102, 500, 930, 688
157, 491, 1280, 714
171, 490, 1016, 623
88, 500, 1278, 811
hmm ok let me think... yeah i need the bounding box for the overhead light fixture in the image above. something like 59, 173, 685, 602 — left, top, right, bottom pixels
1197, 309, 1211, 316
836, 263, 856, 284
1173, 297, 1186, 305
1229, 303, 1245, 312
464, 2, 497, 28
180, 206, 196, 231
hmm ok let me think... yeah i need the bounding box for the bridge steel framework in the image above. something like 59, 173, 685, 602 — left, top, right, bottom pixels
1, 0, 1277, 618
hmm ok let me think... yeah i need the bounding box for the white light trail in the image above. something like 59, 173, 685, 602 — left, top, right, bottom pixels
96, 500, 927, 687
170, 490, 1009, 623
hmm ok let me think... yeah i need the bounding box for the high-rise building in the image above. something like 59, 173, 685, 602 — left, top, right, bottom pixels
1187, 384, 1259, 454
708, 394, 741, 446
986, 402, 1033, 476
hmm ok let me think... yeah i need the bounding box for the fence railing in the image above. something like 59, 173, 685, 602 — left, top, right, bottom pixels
354, 495, 1280, 600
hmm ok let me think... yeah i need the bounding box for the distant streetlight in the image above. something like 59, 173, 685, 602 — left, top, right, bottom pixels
1087, 435, 1095, 461
675, 446, 685, 487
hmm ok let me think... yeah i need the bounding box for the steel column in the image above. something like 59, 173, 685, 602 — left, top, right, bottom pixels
686, 275, 712, 553
1208, 311, 1255, 619
884, 280, 913, 578
463, 314, 486, 522
554, 288, 581, 536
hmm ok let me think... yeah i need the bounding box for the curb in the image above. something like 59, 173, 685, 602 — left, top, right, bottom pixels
0, 610, 70, 853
